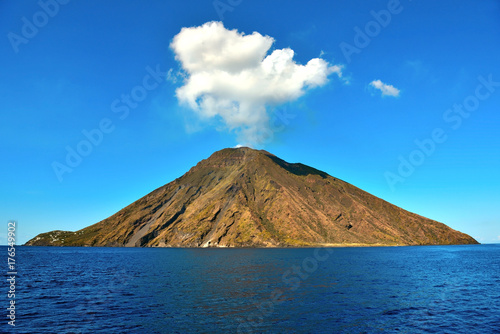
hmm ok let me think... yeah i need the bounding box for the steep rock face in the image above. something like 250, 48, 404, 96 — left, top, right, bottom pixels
26, 148, 478, 247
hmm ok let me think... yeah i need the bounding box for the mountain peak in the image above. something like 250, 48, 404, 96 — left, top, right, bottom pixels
26, 148, 478, 247
198, 147, 328, 179
211, 147, 273, 159
189, 147, 273, 172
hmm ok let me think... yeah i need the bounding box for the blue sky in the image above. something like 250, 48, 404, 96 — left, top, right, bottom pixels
1, 0, 499, 245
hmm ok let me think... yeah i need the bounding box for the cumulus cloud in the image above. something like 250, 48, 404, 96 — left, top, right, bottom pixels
171, 21, 342, 146
369, 79, 400, 97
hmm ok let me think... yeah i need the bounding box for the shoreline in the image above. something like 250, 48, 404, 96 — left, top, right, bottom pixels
18, 242, 483, 249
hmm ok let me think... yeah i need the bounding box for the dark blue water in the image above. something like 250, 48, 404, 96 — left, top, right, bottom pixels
5, 245, 500, 333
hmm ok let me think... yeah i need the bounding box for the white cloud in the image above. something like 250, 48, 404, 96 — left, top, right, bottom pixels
171, 21, 342, 146
369, 79, 400, 97
166, 68, 182, 84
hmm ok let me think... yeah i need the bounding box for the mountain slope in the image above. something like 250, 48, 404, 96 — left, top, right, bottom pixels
26, 148, 478, 247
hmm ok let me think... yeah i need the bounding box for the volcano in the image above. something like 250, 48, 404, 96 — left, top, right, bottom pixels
26, 147, 478, 247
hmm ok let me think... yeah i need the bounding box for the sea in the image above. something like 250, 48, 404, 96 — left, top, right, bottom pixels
4, 244, 500, 333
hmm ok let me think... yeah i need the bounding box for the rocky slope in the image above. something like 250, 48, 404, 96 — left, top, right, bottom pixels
26, 148, 478, 247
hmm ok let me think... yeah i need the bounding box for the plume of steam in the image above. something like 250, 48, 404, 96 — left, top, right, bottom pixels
171, 21, 342, 146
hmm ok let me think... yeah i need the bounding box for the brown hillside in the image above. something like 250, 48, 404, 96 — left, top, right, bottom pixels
26, 148, 478, 247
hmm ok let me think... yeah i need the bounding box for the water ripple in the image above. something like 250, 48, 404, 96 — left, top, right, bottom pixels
8, 244, 500, 333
